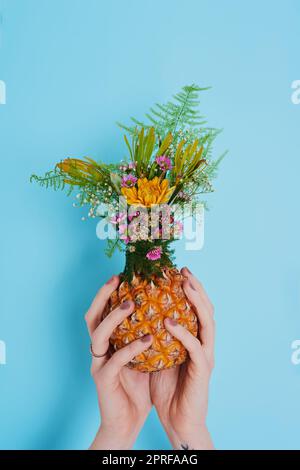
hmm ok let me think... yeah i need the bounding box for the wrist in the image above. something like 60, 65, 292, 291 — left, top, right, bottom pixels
90, 421, 144, 450
159, 417, 214, 450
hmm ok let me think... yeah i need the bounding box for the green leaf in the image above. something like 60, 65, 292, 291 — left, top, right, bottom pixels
110, 172, 122, 194
124, 135, 133, 160
144, 127, 156, 165
156, 133, 172, 156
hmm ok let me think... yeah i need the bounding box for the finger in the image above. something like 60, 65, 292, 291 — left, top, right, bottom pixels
181, 267, 214, 315
85, 275, 120, 336
90, 345, 109, 374
164, 318, 207, 369
101, 335, 153, 384
182, 280, 215, 362
91, 300, 135, 369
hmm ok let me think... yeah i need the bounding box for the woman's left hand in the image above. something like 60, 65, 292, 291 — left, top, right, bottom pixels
86, 274, 153, 450
150, 267, 215, 450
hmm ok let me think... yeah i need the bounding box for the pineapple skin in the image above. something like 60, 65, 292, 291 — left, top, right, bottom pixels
106, 268, 198, 373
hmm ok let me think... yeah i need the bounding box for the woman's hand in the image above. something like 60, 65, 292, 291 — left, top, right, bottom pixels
86, 275, 153, 450
150, 267, 215, 450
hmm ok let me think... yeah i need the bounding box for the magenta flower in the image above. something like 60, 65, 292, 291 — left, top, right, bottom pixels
128, 210, 140, 222
146, 246, 162, 261
121, 174, 137, 188
155, 155, 172, 171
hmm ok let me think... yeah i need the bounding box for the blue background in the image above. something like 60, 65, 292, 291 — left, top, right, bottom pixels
0, 0, 299, 450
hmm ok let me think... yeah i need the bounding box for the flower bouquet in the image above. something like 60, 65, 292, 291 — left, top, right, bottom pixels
31, 84, 224, 372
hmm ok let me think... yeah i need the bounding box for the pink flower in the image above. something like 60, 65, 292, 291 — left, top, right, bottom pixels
146, 246, 162, 261
121, 174, 137, 187
152, 227, 161, 239
119, 162, 136, 172
128, 210, 140, 222
120, 234, 130, 244
121, 236, 130, 244
174, 220, 184, 237
119, 224, 130, 244
118, 223, 127, 235
177, 191, 190, 201
110, 212, 127, 224
128, 162, 136, 170
155, 155, 172, 171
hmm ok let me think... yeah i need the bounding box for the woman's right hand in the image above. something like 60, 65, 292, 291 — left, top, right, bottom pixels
85, 274, 153, 450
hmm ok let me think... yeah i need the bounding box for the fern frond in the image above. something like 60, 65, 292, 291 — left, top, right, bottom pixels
105, 238, 124, 258
30, 170, 66, 191
204, 151, 228, 180
118, 84, 212, 146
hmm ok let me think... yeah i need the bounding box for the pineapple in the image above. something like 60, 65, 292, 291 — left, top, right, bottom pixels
105, 267, 198, 373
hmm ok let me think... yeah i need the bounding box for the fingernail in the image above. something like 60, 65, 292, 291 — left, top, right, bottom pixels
141, 334, 152, 343
120, 300, 131, 309
185, 267, 192, 274
189, 281, 196, 291
106, 275, 115, 284
166, 317, 178, 326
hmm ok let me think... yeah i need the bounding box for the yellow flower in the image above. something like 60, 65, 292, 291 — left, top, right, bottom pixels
121, 177, 174, 207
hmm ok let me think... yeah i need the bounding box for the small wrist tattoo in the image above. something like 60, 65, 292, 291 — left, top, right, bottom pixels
180, 443, 194, 450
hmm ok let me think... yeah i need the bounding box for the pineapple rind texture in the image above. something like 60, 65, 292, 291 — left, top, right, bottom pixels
106, 268, 198, 373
